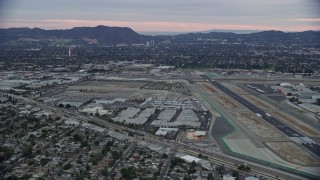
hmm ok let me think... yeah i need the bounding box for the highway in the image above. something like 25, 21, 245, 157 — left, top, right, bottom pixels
9, 93, 315, 180
201, 75, 320, 159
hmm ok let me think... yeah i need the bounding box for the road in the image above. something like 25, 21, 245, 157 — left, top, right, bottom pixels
201, 75, 320, 158
159, 147, 177, 180
108, 142, 136, 176
9, 93, 316, 180
51, 145, 87, 179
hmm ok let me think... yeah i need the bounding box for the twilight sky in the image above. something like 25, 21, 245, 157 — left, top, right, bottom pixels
0, 0, 319, 32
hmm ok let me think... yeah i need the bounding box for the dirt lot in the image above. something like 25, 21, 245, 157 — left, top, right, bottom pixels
215, 95, 242, 109
71, 80, 144, 90
197, 82, 220, 94
265, 142, 319, 166
70, 80, 192, 98
65, 81, 190, 99
232, 112, 283, 138
272, 111, 320, 137
222, 82, 249, 95
241, 95, 275, 109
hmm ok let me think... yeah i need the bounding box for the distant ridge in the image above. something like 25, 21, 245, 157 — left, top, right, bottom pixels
0, 25, 319, 45
0, 25, 148, 45
202, 29, 261, 34
139, 29, 261, 36
138, 31, 191, 36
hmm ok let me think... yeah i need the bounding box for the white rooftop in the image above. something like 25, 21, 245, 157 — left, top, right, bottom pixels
176, 153, 201, 163
155, 129, 168, 136
64, 119, 80, 126
194, 131, 206, 136
82, 123, 105, 132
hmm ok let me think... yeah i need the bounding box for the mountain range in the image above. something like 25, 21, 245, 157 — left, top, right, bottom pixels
0, 25, 319, 45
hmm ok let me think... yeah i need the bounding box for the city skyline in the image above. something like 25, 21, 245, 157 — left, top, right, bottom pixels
0, 0, 320, 32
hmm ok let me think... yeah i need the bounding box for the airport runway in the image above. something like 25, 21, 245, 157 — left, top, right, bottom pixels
201, 75, 320, 158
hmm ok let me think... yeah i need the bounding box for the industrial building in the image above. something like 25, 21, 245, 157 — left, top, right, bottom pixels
151, 109, 201, 129
113, 107, 155, 125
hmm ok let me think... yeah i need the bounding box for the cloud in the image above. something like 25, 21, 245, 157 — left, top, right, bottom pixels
1, 18, 319, 32
1, 0, 319, 31
296, 18, 320, 22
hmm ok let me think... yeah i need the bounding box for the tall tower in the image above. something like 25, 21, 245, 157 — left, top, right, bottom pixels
68, 46, 71, 57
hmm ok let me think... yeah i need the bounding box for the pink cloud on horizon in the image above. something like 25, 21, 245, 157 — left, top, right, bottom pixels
296, 18, 320, 22
1, 18, 319, 32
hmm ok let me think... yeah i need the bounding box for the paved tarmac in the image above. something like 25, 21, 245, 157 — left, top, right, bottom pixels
201, 75, 320, 158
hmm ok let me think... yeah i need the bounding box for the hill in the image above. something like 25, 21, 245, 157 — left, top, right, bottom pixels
0, 25, 147, 45
0, 26, 319, 45
171, 30, 320, 45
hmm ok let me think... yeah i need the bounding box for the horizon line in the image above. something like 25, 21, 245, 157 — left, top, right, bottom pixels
1, 25, 318, 34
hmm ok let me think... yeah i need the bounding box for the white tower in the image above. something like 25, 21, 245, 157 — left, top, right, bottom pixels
68, 46, 71, 57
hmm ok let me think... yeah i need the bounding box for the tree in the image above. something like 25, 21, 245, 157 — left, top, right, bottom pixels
73, 134, 82, 141
216, 165, 225, 174
238, 164, 250, 172
231, 170, 239, 178
289, 97, 297, 103
287, 92, 292, 96
111, 150, 121, 160
121, 167, 137, 180
48, 115, 53, 121
101, 167, 108, 176
58, 104, 64, 108
22, 146, 33, 157
65, 104, 71, 108
101, 146, 110, 156
128, 131, 134, 136
106, 140, 114, 147
80, 140, 88, 148
207, 173, 214, 180
86, 164, 91, 171
28, 160, 35, 165
63, 163, 72, 170
162, 153, 168, 159
40, 158, 50, 166
75, 174, 84, 180
188, 168, 196, 175
191, 160, 196, 168
246, 166, 251, 172
170, 157, 186, 168
21, 174, 32, 180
